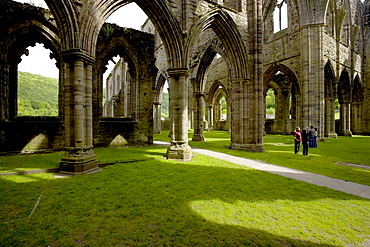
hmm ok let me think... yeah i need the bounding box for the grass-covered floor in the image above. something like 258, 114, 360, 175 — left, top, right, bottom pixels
0, 132, 369, 246
156, 131, 370, 186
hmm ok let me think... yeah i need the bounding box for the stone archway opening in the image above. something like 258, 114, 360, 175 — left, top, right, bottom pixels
265, 88, 275, 119
17, 43, 59, 117
264, 69, 297, 135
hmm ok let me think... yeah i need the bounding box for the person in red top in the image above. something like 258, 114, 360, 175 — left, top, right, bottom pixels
293, 127, 302, 154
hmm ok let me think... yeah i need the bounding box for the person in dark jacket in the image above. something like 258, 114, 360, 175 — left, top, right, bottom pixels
301, 129, 309, 156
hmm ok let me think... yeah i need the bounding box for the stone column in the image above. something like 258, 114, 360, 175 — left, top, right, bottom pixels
59, 50, 98, 174
207, 105, 214, 131
166, 68, 192, 160
153, 102, 162, 134
0, 60, 9, 121
230, 79, 265, 152
324, 98, 337, 138
300, 24, 326, 133
192, 92, 205, 142
339, 101, 352, 136
351, 102, 362, 134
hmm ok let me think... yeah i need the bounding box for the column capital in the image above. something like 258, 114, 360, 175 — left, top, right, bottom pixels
195, 91, 205, 97
167, 68, 189, 77
231, 78, 250, 83
61, 49, 95, 65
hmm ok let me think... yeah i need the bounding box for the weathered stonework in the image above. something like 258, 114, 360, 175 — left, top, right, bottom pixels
0, 0, 369, 168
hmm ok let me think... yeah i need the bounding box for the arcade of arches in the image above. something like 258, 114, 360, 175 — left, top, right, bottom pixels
1, 0, 370, 174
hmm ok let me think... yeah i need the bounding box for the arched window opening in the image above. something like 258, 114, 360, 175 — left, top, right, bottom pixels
17, 43, 58, 116
13, 0, 47, 8
334, 99, 340, 120
265, 88, 275, 119
103, 56, 132, 118
220, 96, 227, 121
106, 2, 147, 31
161, 80, 169, 119
273, 0, 288, 33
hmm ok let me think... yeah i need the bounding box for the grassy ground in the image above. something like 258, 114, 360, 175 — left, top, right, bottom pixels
155, 130, 370, 186
0, 133, 369, 246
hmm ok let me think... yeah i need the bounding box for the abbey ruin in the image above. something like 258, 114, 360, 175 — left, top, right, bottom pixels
1, 0, 369, 174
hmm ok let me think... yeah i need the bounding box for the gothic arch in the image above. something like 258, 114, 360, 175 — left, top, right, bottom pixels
95, 27, 155, 117
338, 69, 351, 103
3, 21, 61, 119
206, 80, 228, 105
337, 69, 352, 136
263, 64, 300, 134
263, 64, 299, 94
154, 72, 167, 104
351, 74, 363, 134
324, 61, 336, 98
352, 75, 363, 103
4, 20, 61, 66
185, 9, 249, 80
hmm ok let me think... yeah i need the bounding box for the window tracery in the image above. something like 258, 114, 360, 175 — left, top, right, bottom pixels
273, 0, 288, 33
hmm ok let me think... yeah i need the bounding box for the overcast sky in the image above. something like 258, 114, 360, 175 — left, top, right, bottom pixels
14, 0, 147, 80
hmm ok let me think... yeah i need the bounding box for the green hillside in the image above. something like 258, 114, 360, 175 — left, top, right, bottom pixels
161, 92, 169, 119
18, 71, 59, 116
17, 71, 169, 118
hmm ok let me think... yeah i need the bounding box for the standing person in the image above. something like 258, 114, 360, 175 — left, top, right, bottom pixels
293, 127, 302, 154
312, 128, 318, 148
301, 129, 309, 156
308, 126, 315, 147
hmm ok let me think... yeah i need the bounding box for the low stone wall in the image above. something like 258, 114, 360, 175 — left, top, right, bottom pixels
0, 117, 63, 152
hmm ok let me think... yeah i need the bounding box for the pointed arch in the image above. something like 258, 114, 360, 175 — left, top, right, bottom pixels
154, 72, 167, 104
338, 69, 351, 103
206, 80, 228, 105
352, 75, 363, 103
324, 61, 336, 98
99, 0, 183, 68
263, 63, 299, 95
185, 9, 249, 80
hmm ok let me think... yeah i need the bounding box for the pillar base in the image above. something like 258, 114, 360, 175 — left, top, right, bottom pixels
338, 130, 352, 137
326, 132, 338, 138
191, 134, 205, 142
230, 143, 265, 153
59, 147, 99, 175
166, 142, 192, 160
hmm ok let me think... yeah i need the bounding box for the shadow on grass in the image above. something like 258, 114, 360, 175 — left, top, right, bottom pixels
1, 146, 369, 246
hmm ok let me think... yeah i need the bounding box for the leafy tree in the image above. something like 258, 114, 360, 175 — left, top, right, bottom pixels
18, 71, 59, 116
161, 92, 169, 119
266, 88, 275, 116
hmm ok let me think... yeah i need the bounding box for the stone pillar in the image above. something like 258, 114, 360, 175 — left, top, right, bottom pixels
207, 105, 214, 131
339, 101, 352, 136
153, 102, 162, 134
192, 92, 205, 142
324, 98, 337, 138
351, 102, 362, 134
0, 60, 9, 121
300, 24, 326, 133
166, 68, 192, 160
230, 79, 265, 152
8, 63, 17, 119
59, 51, 98, 174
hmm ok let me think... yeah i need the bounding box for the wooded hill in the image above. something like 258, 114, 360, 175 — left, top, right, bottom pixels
17, 71, 170, 118
18, 71, 59, 116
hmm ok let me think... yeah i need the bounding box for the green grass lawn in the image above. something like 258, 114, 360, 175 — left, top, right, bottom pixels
0, 133, 369, 246
155, 130, 370, 186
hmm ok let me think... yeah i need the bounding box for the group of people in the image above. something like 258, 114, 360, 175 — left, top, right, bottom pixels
293, 126, 318, 156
